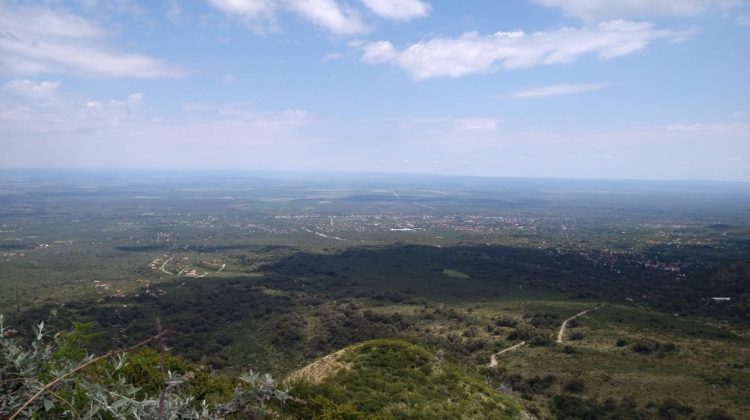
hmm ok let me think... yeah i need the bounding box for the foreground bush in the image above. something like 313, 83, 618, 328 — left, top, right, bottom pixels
0, 315, 294, 419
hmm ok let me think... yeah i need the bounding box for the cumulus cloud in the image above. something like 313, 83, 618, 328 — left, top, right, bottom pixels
509, 83, 608, 98
0, 5, 185, 78
361, 21, 689, 80
360, 0, 430, 21
531, 0, 741, 22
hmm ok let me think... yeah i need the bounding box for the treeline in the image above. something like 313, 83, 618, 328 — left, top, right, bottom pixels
265, 244, 750, 321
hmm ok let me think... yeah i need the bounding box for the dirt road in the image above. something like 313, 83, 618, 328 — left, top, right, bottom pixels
488, 305, 601, 367
489, 341, 526, 367
160, 256, 174, 275
557, 307, 599, 343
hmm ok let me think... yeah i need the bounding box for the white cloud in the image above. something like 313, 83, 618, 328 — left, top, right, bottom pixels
126, 93, 144, 104
362, 41, 398, 63
0, 79, 148, 134
209, 0, 277, 17
208, 0, 278, 32
360, 0, 430, 21
0, 80, 318, 169
361, 21, 688, 80
2, 79, 61, 99
285, 0, 368, 35
0, 5, 185, 78
0, 80, 310, 138
209, 0, 368, 35
208, 0, 432, 35
737, 14, 750, 26
531, 0, 741, 22
509, 83, 607, 98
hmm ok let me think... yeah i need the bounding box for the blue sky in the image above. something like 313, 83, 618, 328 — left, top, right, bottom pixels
0, 0, 749, 181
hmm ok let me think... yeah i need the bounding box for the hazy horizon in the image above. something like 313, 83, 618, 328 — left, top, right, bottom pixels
3, 167, 750, 188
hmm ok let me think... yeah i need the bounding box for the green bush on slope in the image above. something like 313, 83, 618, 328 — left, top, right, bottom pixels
287, 339, 524, 419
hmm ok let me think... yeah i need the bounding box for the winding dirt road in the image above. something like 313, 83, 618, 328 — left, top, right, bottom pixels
488, 305, 602, 367
556, 306, 599, 343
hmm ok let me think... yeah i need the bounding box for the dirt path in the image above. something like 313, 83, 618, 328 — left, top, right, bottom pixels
489, 341, 526, 367
160, 256, 174, 275
488, 306, 601, 367
557, 306, 599, 343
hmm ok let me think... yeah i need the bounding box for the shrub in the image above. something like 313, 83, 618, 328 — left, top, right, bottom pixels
631, 339, 678, 357
703, 408, 735, 420
654, 399, 695, 419
632, 340, 657, 354
529, 335, 552, 347
564, 379, 585, 393
528, 313, 559, 328
495, 317, 518, 328
569, 331, 585, 341
507, 329, 530, 341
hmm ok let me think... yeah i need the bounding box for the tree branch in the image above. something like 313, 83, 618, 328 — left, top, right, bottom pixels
9, 330, 172, 420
